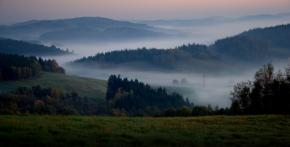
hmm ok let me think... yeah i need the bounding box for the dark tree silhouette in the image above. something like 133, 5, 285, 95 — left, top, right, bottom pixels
106, 75, 192, 115
0, 86, 104, 115
0, 53, 65, 81
0, 38, 71, 56
231, 63, 290, 114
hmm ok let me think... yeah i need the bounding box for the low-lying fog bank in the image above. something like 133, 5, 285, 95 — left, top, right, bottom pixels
58, 59, 288, 108
62, 65, 256, 107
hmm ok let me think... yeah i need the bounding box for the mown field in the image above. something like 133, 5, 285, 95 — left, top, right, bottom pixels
0, 115, 289, 147
0, 72, 107, 101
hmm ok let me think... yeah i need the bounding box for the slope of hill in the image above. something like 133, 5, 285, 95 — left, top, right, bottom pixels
0, 53, 66, 81
73, 24, 290, 72
211, 24, 290, 62
0, 17, 168, 42
0, 38, 70, 56
73, 44, 224, 72
0, 72, 107, 101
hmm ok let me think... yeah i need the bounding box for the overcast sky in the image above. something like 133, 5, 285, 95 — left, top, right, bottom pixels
0, 0, 289, 24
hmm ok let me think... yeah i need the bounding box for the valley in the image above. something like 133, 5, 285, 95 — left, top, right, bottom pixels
1, 4, 290, 146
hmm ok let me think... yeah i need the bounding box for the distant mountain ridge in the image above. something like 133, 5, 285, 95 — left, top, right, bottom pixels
0, 17, 169, 42
139, 12, 290, 27
73, 24, 290, 72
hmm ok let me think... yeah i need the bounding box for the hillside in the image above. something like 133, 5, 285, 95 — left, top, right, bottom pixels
0, 72, 107, 101
74, 44, 224, 72
0, 53, 65, 81
211, 24, 290, 62
0, 115, 289, 147
73, 24, 290, 72
0, 38, 70, 56
0, 17, 168, 42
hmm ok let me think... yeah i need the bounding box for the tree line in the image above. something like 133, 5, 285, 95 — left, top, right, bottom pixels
106, 75, 192, 116
105, 75, 230, 116
230, 63, 290, 114
0, 86, 106, 115
0, 38, 72, 56
76, 44, 210, 65
74, 44, 218, 72
106, 62, 290, 116
0, 53, 65, 81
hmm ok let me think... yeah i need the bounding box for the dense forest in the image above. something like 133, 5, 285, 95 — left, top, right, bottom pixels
106, 75, 192, 116
0, 86, 105, 115
230, 63, 290, 114
74, 24, 290, 72
0, 38, 71, 56
74, 44, 221, 72
0, 53, 65, 81
211, 24, 290, 62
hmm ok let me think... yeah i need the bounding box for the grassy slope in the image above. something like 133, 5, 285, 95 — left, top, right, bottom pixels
0, 115, 289, 147
0, 72, 107, 101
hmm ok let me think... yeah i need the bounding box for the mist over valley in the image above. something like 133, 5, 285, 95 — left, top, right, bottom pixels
2, 1, 290, 145
1, 13, 290, 108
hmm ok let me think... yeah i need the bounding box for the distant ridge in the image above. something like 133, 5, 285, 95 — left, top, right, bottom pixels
0, 17, 169, 42
73, 24, 290, 72
139, 12, 290, 27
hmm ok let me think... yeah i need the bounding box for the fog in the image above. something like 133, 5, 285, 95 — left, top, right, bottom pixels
57, 60, 287, 108
63, 64, 266, 107
54, 17, 290, 57
48, 17, 290, 108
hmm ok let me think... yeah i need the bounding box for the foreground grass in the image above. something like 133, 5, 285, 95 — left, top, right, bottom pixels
0, 72, 107, 101
0, 115, 289, 147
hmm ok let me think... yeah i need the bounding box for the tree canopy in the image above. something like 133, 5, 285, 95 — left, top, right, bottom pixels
0, 38, 71, 56
231, 63, 290, 114
106, 75, 192, 116
0, 53, 65, 81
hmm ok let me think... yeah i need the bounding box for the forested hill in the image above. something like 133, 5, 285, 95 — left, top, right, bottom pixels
0, 17, 168, 42
0, 38, 71, 56
106, 75, 192, 115
0, 53, 65, 81
74, 44, 222, 72
211, 24, 290, 62
73, 24, 290, 72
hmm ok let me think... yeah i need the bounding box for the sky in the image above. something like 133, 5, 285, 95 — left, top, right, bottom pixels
0, 0, 290, 24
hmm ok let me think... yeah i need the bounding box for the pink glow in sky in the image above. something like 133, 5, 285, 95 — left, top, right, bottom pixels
0, 0, 289, 23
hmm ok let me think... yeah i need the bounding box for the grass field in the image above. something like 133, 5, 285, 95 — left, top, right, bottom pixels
0, 72, 107, 101
0, 115, 289, 147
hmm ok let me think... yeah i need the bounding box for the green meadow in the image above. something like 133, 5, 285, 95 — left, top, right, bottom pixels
0, 115, 289, 147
